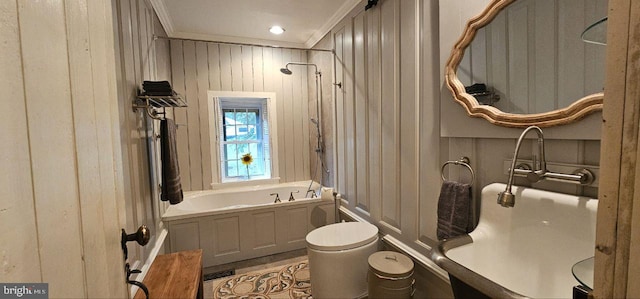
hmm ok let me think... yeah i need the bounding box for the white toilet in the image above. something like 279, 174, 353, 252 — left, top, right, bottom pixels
306, 222, 379, 299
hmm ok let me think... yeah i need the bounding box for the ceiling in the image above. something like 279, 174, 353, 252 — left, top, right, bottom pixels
150, 0, 361, 49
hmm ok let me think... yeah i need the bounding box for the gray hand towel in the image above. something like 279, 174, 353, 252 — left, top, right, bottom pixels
160, 118, 183, 204
437, 180, 472, 240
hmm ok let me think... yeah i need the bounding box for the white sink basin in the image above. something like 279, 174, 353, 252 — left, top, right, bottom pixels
432, 183, 598, 298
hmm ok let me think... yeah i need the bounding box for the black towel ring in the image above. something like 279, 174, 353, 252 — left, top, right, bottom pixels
441, 156, 475, 185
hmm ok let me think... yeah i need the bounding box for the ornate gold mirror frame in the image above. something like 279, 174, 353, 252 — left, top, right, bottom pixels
445, 0, 604, 128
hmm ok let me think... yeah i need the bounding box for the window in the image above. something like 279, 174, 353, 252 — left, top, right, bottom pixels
208, 92, 279, 186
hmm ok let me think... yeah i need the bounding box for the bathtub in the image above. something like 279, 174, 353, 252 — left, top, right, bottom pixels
162, 181, 335, 267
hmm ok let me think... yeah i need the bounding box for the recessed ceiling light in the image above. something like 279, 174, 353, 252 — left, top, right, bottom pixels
269, 26, 285, 35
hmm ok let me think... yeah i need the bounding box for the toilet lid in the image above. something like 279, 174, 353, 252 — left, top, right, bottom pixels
306, 222, 378, 251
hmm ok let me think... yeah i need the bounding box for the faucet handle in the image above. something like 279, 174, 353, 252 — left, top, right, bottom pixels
289, 190, 299, 201
270, 193, 281, 203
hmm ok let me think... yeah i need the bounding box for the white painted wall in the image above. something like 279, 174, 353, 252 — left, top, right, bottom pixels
169, 42, 311, 191
1, 0, 126, 297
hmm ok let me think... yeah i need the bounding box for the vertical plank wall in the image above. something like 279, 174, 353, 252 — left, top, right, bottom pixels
112, 0, 172, 288
332, 0, 437, 246
170, 42, 311, 191
1, 0, 126, 297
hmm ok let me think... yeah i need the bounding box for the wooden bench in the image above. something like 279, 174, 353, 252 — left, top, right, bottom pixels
134, 249, 203, 299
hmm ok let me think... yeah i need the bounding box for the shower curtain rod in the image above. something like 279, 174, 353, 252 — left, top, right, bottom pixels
153, 35, 334, 53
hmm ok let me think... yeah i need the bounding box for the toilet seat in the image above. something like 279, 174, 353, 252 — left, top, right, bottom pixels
306, 222, 378, 251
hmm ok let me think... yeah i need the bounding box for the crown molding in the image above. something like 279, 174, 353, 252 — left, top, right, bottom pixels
171, 31, 308, 49
304, 0, 362, 48
149, 0, 174, 36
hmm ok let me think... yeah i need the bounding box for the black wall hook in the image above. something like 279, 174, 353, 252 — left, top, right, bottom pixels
365, 0, 379, 11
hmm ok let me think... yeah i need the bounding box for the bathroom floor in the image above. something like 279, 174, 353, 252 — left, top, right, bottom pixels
203, 250, 310, 299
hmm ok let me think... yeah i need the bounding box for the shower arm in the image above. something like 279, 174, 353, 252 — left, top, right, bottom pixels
284, 62, 320, 75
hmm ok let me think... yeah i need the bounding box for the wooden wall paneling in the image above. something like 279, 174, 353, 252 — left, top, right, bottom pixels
354, 11, 369, 212
131, 0, 146, 261
128, 0, 142, 84
208, 44, 222, 91
89, 1, 129, 294
183, 41, 203, 190
268, 48, 287, 182
137, 3, 155, 256
533, 1, 556, 113
241, 46, 254, 92
253, 47, 265, 92
170, 41, 192, 190
583, 0, 607, 97
367, 5, 382, 222
417, 0, 443, 245
489, 12, 509, 113
380, 0, 399, 230
399, 0, 418, 239
137, 0, 150, 80
18, 1, 86, 296
292, 50, 305, 180
558, 0, 586, 109
300, 50, 311, 182
115, 0, 142, 263
208, 44, 222, 184
343, 17, 356, 207
66, 0, 114, 295
86, 0, 128, 294
196, 42, 212, 189
0, 0, 41, 283
281, 49, 295, 182
230, 45, 243, 91
594, 1, 639, 297
219, 44, 233, 91
506, 2, 531, 114
333, 26, 347, 199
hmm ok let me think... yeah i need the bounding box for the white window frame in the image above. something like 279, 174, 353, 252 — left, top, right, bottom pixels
208, 91, 280, 189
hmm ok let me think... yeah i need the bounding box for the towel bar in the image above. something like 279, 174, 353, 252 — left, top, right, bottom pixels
441, 157, 475, 185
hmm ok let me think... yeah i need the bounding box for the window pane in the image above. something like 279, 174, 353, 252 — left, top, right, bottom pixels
247, 109, 258, 124
237, 125, 250, 141
224, 124, 236, 141
235, 143, 248, 155
224, 110, 235, 123
224, 144, 237, 160
226, 160, 238, 177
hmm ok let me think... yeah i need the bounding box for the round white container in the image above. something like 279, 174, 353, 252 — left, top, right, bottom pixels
306, 222, 379, 299
368, 251, 415, 299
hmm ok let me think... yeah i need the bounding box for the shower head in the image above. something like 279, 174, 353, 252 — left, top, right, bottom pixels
281, 62, 320, 75
280, 67, 292, 75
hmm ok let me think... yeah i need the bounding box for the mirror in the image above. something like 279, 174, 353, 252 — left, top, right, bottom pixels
446, 0, 606, 128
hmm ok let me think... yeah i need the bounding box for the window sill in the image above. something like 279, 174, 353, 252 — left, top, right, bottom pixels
210, 177, 281, 190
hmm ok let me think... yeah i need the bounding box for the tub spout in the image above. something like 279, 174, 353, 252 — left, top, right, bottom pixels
306, 189, 317, 198
270, 193, 281, 203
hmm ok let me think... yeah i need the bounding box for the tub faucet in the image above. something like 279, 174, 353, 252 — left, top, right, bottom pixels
270, 193, 281, 203
498, 126, 547, 208
306, 189, 317, 198
289, 191, 299, 201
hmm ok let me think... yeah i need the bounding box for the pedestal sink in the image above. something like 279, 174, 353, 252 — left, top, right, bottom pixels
430, 183, 598, 298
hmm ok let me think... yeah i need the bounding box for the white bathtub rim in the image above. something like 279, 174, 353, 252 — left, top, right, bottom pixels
162, 197, 329, 222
